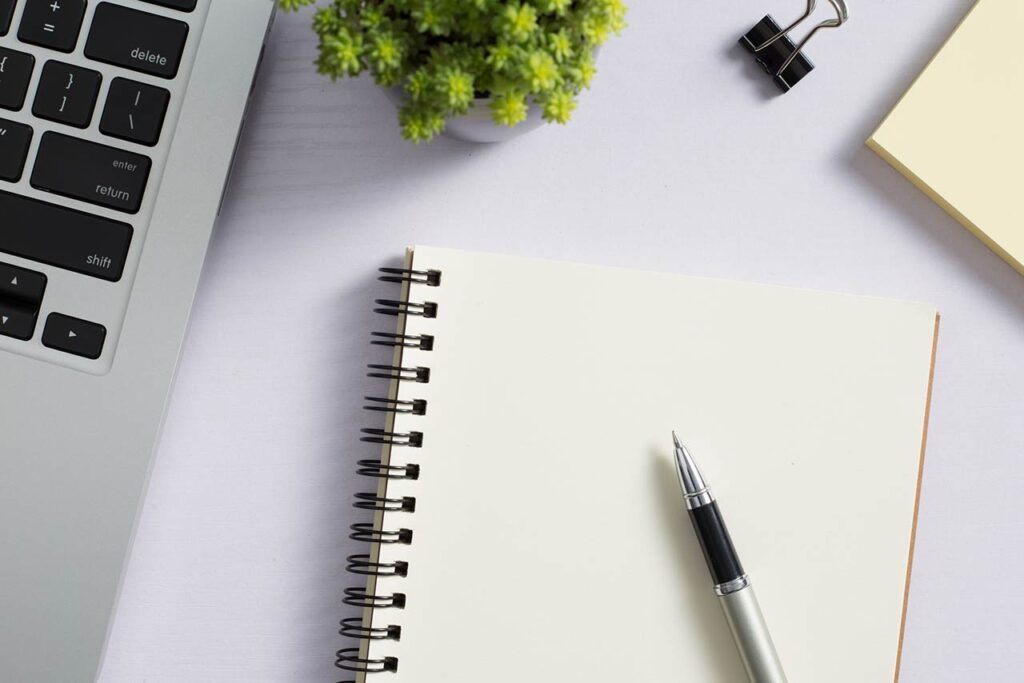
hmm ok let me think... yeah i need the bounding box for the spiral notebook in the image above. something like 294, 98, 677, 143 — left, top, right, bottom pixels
341, 246, 939, 682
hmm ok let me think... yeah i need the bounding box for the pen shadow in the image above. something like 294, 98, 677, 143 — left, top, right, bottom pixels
648, 449, 748, 683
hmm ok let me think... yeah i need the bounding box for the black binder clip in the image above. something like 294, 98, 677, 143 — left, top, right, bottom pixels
739, 0, 849, 93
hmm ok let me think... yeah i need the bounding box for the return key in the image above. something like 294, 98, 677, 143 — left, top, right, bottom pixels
32, 132, 151, 214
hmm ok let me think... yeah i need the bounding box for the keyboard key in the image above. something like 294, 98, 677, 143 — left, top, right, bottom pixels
1, 0, 15, 36
141, 0, 196, 11
99, 78, 170, 146
18, 0, 87, 53
32, 61, 102, 128
0, 118, 32, 181
32, 132, 151, 213
0, 262, 47, 303
42, 313, 106, 359
0, 190, 133, 281
85, 3, 189, 79
0, 48, 35, 111
0, 299, 38, 341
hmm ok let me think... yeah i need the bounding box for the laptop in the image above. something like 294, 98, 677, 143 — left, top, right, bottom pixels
0, 0, 275, 679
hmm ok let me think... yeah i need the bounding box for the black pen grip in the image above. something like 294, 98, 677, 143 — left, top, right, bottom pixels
689, 502, 745, 585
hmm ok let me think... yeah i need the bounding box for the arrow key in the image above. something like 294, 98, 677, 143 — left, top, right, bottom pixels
0, 299, 38, 340
42, 313, 105, 359
0, 262, 47, 303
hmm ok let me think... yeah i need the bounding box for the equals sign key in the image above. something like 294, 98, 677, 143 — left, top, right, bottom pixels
18, 0, 88, 53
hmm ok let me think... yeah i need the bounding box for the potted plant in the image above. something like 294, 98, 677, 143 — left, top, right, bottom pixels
279, 0, 627, 143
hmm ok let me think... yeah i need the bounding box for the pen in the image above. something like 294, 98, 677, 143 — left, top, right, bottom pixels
672, 432, 788, 683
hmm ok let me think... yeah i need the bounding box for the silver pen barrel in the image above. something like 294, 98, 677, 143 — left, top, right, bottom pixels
718, 582, 788, 683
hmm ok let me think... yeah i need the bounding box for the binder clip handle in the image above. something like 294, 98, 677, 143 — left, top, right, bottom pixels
740, 0, 850, 92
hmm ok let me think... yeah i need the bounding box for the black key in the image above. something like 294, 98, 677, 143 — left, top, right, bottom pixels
0, 190, 133, 281
100, 78, 170, 146
0, 48, 35, 111
32, 132, 151, 213
85, 3, 189, 79
42, 313, 106, 359
18, 0, 87, 53
0, 262, 47, 303
32, 61, 102, 128
1, 0, 16, 36
0, 118, 32, 181
141, 0, 195, 11
0, 299, 38, 340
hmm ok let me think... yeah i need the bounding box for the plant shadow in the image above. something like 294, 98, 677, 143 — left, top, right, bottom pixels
217, 8, 512, 224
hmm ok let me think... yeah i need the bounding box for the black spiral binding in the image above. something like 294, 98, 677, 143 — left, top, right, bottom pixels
337, 267, 441, 682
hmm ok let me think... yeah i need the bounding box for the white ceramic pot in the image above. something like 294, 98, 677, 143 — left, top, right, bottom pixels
383, 87, 545, 144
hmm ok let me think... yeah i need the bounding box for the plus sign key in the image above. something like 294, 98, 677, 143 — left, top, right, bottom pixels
100, 78, 170, 146
18, 0, 88, 53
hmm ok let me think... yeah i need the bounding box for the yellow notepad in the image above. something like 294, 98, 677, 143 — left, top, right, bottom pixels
868, 0, 1024, 275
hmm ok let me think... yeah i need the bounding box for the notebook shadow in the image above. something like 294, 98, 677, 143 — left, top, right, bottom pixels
648, 449, 748, 683
295, 261, 406, 679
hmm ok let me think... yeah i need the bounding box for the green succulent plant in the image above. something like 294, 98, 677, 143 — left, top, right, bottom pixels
279, 0, 628, 143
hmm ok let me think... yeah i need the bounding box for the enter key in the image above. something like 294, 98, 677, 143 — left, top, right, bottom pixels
31, 131, 151, 214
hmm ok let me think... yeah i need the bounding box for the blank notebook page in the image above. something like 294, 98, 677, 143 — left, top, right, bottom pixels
364, 246, 938, 682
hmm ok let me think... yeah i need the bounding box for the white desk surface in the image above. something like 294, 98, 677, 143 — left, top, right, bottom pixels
100, 2, 1024, 681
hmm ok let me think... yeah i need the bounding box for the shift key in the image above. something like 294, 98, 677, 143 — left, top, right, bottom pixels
32, 132, 151, 214
85, 3, 189, 79
0, 190, 132, 282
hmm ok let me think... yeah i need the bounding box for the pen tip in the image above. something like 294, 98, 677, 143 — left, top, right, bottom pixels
672, 436, 710, 500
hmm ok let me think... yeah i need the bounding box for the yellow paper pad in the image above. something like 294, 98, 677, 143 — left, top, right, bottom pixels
869, 0, 1024, 274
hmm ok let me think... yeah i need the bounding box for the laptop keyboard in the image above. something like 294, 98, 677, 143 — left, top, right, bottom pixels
0, 0, 208, 373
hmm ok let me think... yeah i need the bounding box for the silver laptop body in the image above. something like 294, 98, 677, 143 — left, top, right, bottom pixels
0, 1, 276, 679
